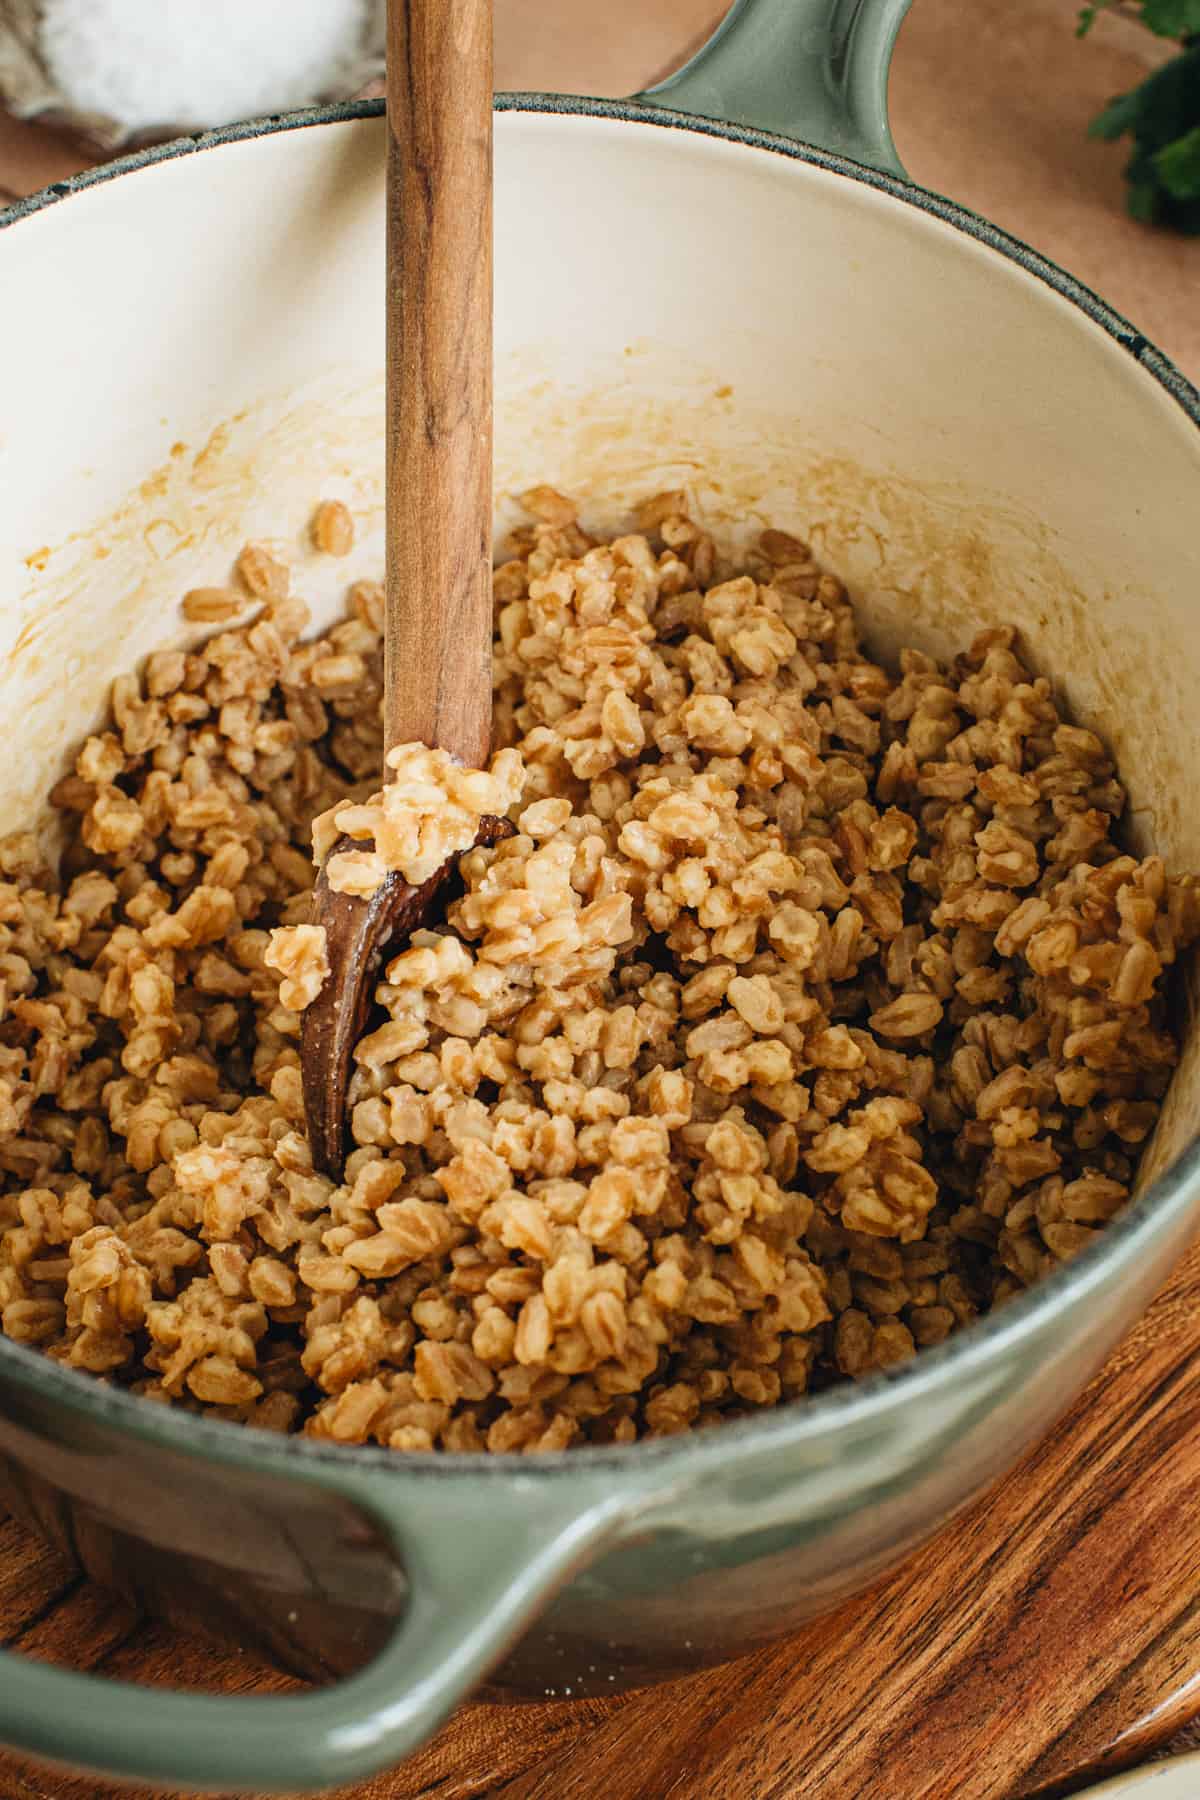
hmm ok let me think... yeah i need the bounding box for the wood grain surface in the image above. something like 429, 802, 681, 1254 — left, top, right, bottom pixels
0, 1231, 1198, 1800
384, 0, 494, 768
300, 0, 497, 1178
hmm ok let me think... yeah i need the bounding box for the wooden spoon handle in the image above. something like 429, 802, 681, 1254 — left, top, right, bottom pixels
385, 0, 493, 767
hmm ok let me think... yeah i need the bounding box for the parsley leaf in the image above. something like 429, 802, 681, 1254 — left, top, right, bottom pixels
1084, 10, 1200, 231
1140, 0, 1200, 37
1154, 121, 1200, 194
1089, 87, 1144, 138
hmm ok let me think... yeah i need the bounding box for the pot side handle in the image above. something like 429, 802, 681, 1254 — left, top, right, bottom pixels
629, 0, 912, 177
0, 1465, 629, 1795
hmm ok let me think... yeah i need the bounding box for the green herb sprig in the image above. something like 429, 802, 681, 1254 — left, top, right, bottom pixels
1079, 0, 1200, 231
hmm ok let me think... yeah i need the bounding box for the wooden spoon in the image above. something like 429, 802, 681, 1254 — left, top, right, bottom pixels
301, 0, 502, 1178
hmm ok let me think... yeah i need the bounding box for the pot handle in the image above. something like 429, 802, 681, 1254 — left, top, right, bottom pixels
629, 0, 912, 177
0, 1463, 630, 1795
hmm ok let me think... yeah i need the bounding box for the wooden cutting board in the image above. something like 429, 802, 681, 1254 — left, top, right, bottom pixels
1, 1229, 1198, 1800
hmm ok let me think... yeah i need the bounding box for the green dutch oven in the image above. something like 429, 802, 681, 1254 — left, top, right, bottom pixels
1, 0, 1199, 1789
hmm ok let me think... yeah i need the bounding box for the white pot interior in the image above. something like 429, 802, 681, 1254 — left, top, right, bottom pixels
2, 109, 1198, 1195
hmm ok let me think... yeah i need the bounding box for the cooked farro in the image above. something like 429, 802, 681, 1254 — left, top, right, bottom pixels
311, 500, 355, 559
0, 490, 1196, 1452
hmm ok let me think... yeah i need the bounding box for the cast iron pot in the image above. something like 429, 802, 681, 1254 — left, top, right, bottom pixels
1, 0, 1199, 1789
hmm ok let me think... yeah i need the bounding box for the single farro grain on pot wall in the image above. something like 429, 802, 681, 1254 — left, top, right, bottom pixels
0, 489, 1195, 1452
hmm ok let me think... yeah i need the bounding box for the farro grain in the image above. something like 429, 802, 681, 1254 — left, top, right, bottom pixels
312, 501, 355, 558
0, 500, 1194, 1450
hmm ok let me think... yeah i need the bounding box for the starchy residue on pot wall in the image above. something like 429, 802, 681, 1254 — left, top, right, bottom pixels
0, 490, 1195, 1451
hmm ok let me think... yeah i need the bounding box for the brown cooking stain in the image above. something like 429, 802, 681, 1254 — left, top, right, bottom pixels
11, 618, 41, 660
192, 416, 238, 481
143, 519, 190, 560
138, 466, 171, 503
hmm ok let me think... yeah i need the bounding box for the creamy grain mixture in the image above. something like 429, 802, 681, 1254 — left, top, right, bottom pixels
0, 489, 1194, 1452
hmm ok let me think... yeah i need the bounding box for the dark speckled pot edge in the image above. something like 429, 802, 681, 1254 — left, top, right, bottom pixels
0, 89, 1197, 1488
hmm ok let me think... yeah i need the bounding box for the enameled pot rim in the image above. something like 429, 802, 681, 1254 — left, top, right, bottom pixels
1, 93, 1198, 1487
